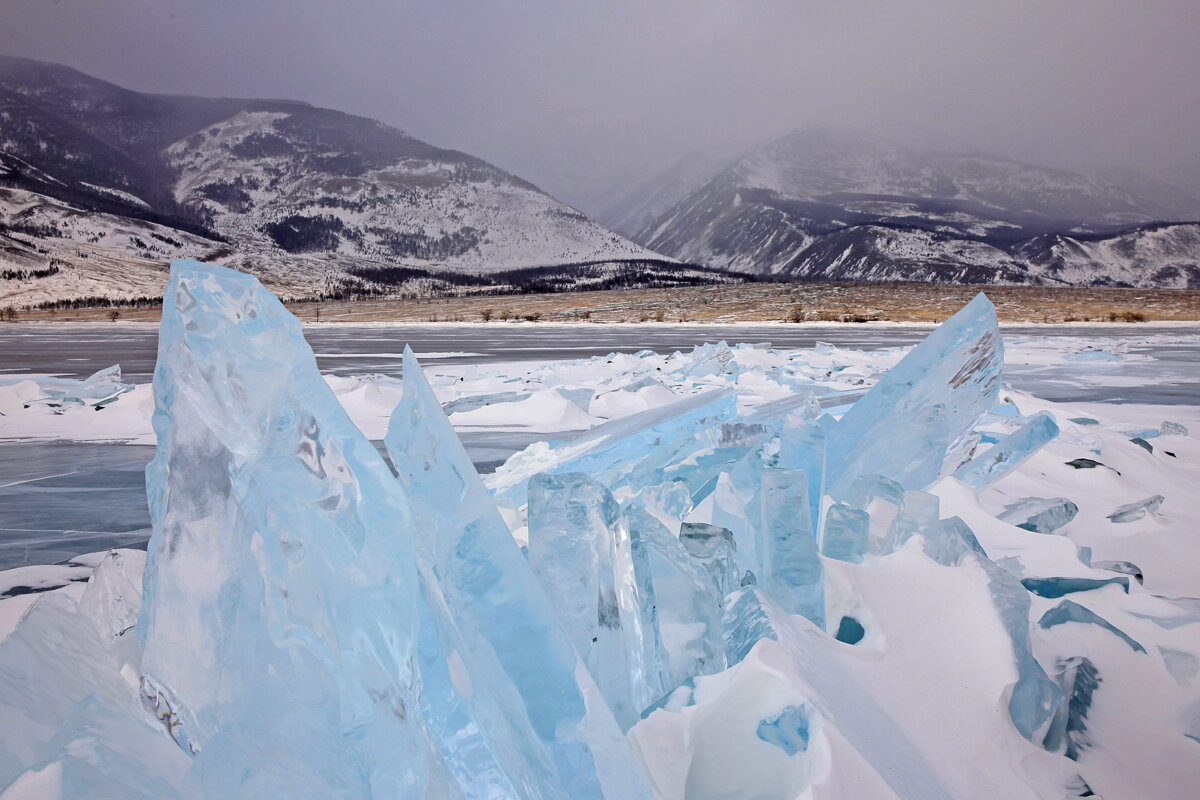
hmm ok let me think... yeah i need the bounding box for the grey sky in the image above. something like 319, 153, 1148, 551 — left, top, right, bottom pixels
4, 0, 1199, 211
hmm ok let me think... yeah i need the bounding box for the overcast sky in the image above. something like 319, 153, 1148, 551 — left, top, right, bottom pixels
4, 0, 1199, 211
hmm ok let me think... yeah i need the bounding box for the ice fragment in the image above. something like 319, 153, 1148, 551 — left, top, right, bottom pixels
1106, 495, 1164, 523
1039, 601, 1146, 653
953, 412, 1059, 489
528, 472, 665, 730
759, 469, 824, 628
998, 497, 1079, 533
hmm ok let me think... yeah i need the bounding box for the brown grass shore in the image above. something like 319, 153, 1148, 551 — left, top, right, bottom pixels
9, 282, 1200, 325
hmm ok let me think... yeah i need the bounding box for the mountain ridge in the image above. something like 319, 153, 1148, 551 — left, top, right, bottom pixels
623, 125, 1200, 287
0, 56, 685, 307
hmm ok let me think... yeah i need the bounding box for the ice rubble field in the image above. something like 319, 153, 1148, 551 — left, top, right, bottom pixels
0, 262, 1199, 799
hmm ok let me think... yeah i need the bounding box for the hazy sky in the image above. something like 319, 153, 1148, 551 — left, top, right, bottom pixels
4, 0, 1199, 211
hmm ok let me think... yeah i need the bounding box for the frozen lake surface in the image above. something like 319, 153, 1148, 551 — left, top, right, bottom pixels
2, 323, 1198, 569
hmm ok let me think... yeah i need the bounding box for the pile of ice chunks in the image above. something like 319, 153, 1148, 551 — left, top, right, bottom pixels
1, 261, 1100, 797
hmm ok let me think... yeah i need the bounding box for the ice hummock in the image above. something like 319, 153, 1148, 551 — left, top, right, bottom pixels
4, 262, 1200, 799
140, 262, 651, 797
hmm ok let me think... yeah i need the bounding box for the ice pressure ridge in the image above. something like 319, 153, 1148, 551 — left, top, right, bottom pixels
1, 259, 1197, 799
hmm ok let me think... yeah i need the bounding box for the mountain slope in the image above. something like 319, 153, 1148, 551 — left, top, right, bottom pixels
598, 151, 732, 239
635, 126, 1200, 287
0, 56, 671, 306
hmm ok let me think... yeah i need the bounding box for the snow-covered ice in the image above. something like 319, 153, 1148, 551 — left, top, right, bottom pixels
1, 260, 1199, 799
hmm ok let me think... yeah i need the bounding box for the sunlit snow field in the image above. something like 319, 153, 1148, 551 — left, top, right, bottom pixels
1, 307, 1199, 799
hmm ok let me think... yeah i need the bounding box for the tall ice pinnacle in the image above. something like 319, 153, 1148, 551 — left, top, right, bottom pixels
138, 261, 439, 796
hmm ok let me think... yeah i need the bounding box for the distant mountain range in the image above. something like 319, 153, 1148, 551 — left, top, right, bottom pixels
606, 125, 1200, 287
2, 58, 1198, 307
0, 56, 702, 308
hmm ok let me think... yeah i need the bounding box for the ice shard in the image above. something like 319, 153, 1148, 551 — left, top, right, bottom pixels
386, 348, 656, 798
999, 497, 1079, 533
139, 261, 437, 794
953, 412, 1059, 489
1043, 657, 1100, 760
1038, 601, 1146, 653
33, 364, 133, 411
679, 523, 739, 597
722, 587, 789, 666
710, 469, 759, 574
487, 388, 738, 509
682, 340, 737, 379
527, 472, 665, 730
968, 553, 1063, 741
881, 490, 942, 555
414, 564, 549, 798
820, 502, 870, 564
921, 516, 985, 566
825, 293, 1003, 499
759, 469, 824, 628
623, 501, 726, 690
1106, 495, 1164, 523
1161, 420, 1189, 436
631, 481, 694, 535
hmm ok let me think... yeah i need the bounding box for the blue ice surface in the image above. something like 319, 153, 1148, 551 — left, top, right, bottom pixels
756, 704, 811, 756
1039, 600, 1147, 653
953, 411, 1060, 489
1065, 350, 1119, 362
834, 616, 866, 645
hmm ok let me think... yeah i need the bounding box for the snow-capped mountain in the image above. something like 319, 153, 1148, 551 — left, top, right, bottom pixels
0, 56, 673, 306
633, 125, 1200, 286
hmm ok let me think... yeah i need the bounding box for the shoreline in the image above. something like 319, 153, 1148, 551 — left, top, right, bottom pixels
6, 281, 1200, 326
4, 318, 1200, 331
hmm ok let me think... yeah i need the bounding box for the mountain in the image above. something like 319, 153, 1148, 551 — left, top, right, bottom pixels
0, 56, 679, 308
632, 125, 1200, 287
598, 151, 733, 239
